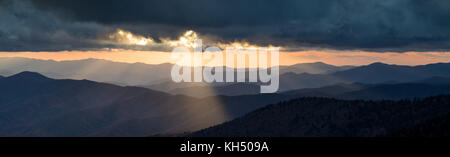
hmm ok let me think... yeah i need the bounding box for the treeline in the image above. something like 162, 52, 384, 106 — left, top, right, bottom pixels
191, 95, 450, 137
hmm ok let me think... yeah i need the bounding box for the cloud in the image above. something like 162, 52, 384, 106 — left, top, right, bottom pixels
0, 0, 111, 51
2, 0, 450, 52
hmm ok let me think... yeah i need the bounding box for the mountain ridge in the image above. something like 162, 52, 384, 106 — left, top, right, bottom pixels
3, 71, 450, 136
190, 95, 450, 137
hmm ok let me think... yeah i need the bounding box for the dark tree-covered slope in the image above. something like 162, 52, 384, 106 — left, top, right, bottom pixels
191, 95, 450, 137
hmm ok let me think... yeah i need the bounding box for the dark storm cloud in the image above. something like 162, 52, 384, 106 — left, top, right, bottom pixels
2, 0, 450, 51
0, 0, 114, 51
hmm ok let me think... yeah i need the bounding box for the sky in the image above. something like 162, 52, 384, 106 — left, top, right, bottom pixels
1, 0, 450, 66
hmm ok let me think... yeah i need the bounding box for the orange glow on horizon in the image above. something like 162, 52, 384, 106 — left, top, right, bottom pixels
0, 50, 450, 66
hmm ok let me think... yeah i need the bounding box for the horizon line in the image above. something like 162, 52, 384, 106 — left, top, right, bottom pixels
2, 56, 450, 68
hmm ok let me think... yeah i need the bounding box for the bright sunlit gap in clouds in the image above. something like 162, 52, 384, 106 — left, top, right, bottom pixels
109, 29, 154, 46
107, 29, 201, 48
165, 30, 199, 48
107, 29, 278, 50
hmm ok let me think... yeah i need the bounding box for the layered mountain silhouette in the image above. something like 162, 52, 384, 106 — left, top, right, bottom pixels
280, 62, 450, 92
4, 57, 450, 98
2, 58, 450, 136
0, 57, 173, 86
0, 57, 354, 93
191, 95, 450, 137
278, 62, 354, 74
2, 71, 450, 136
332, 62, 450, 84
0, 71, 192, 136
0, 72, 292, 136
154, 62, 450, 97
